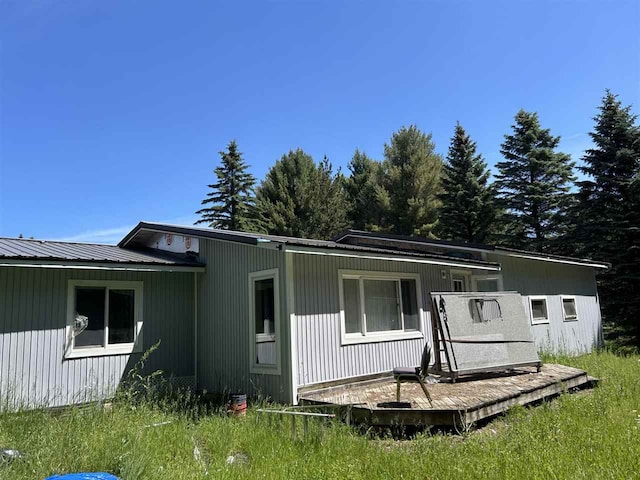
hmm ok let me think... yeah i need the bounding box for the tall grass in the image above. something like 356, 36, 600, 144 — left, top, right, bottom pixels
1, 351, 639, 479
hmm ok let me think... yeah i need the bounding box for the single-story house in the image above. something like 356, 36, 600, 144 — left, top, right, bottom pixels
0, 222, 608, 409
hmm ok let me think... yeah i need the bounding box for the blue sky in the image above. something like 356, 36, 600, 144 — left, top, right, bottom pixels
1, 0, 639, 243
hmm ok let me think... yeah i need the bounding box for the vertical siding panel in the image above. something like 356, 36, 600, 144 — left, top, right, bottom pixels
15, 268, 26, 406
294, 254, 446, 386
491, 253, 602, 355
195, 239, 291, 403
0, 268, 10, 406
0, 266, 195, 410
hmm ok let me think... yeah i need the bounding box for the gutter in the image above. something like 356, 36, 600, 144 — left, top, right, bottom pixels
0, 259, 205, 273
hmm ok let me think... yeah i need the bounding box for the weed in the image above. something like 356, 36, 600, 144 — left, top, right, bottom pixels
0, 351, 638, 479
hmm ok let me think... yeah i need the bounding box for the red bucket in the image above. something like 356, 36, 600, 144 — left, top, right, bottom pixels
227, 393, 247, 416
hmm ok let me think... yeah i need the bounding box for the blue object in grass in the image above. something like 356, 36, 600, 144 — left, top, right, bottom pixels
45, 474, 120, 480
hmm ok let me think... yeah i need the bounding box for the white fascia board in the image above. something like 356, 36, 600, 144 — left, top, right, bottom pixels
0, 260, 205, 273
283, 246, 500, 271
341, 234, 607, 269
494, 250, 609, 269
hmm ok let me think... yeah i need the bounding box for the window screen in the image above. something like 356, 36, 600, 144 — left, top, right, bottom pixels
343, 278, 361, 334
401, 279, 419, 330
363, 279, 401, 332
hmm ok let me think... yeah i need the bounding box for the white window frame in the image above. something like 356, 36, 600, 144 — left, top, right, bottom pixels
529, 295, 550, 325
561, 295, 579, 322
248, 268, 281, 375
338, 270, 424, 346
471, 274, 504, 292
65, 280, 144, 359
450, 270, 472, 292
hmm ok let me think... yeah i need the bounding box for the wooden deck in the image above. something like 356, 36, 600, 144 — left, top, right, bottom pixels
298, 364, 596, 427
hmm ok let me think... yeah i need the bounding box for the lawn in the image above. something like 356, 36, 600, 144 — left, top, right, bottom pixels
1, 351, 639, 480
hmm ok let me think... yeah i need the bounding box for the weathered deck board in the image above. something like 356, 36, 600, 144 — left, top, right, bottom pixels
299, 364, 595, 426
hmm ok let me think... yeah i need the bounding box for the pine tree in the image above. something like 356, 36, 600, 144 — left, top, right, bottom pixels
437, 123, 496, 243
381, 125, 443, 236
574, 91, 640, 343
344, 150, 386, 230
494, 110, 575, 251
256, 149, 350, 239
195, 140, 261, 231
312, 155, 352, 237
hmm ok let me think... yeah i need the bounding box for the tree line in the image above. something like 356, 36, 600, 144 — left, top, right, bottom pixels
195, 90, 640, 345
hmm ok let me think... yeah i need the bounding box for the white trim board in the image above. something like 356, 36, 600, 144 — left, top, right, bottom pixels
529, 295, 550, 326
64, 279, 144, 359
335, 234, 608, 269
561, 295, 579, 322
248, 268, 282, 375
285, 246, 499, 271
0, 260, 204, 273
337, 269, 426, 346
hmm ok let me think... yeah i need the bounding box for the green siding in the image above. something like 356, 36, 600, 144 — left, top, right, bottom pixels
0, 267, 194, 409
486, 254, 603, 354
196, 240, 292, 403
293, 254, 451, 387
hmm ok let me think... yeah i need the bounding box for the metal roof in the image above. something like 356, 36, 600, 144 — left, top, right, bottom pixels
120, 222, 500, 270
0, 237, 204, 268
333, 229, 610, 269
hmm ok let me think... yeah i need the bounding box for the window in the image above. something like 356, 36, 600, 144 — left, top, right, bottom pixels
450, 271, 470, 292
562, 296, 578, 321
452, 278, 465, 292
472, 275, 504, 292
249, 269, 280, 374
529, 296, 549, 325
468, 298, 503, 323
339, 271, 423, 345
65, 280, 143, 359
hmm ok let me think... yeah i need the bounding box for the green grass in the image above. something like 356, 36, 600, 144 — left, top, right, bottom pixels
603, 322, 639, 356
1, 351, 639, 479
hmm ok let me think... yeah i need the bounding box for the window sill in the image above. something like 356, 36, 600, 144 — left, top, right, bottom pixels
563, 317, 578, 322
64, 343, 140, 359
341, 331, 424, 346
250, 364, 281, 376
530, 319, 550, 326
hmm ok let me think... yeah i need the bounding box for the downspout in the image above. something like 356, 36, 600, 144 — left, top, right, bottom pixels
194, 271, 198, 391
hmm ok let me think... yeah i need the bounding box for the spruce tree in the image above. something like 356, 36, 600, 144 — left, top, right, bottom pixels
344, 150, 386, 230
494, 110, 575, 251
195, 140, 261, 231
437, 123, 496, 243
256, 149, 349, 239
381, 125, 443, 236
574, 91, 640, 343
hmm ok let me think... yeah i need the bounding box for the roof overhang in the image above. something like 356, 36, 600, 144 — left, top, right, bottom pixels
0, 259, 205, 273
283, 245, 501, 271
121, 222, 500, 270
119, 222, 258, 248
493, 250, 609, 269
335, 231, 609, 270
